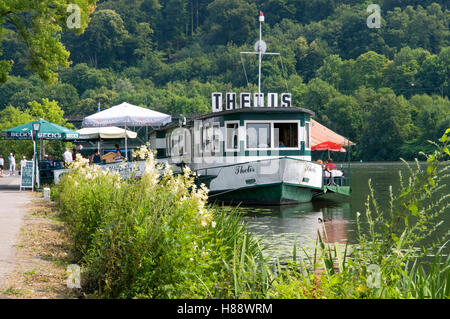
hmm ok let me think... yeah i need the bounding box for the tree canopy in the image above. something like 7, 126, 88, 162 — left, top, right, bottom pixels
1, 0, 449, 160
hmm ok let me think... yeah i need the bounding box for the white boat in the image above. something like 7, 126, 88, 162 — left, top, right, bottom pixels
149, 12, 351, 205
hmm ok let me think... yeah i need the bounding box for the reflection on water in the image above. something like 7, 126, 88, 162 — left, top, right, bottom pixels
239, 201, 354, 261
234, 162, 449, 261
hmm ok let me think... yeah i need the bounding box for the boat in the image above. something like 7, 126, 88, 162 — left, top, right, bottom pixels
149, 12, 352, 205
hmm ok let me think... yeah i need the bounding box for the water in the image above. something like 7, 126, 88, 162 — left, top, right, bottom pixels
238, 162, 450, 261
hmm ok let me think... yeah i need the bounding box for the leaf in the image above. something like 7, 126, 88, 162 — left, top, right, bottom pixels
408, 204, 418, 216
443, 146, 450, 156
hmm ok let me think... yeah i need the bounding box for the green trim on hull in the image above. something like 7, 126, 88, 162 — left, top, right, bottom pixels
323, 185, 351, 196
209, 183, 314, 205
313, 186, 351, 200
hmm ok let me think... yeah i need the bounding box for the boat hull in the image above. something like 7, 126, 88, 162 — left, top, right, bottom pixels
194, 157, 324, 205
209, 182, 315, 205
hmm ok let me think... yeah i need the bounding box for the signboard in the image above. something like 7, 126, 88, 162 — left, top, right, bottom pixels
212, 92, 291, 112
20, 161, 34, 191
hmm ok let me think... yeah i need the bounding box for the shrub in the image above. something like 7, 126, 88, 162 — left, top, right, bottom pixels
55, 146, 268, 298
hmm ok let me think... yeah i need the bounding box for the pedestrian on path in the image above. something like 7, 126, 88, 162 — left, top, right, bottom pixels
20, 156, 27, 176
0, 155, 4, 177
8, 153, 16, 176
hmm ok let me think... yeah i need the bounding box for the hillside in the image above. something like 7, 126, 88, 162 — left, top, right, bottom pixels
1, 0, 449, 160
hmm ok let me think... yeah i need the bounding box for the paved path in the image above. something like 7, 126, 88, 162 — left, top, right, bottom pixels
0, 175, 32, 290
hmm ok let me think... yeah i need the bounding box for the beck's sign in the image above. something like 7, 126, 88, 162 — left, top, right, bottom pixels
212, 92, 291, 112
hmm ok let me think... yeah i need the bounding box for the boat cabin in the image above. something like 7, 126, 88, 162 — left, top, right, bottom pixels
150, 103, 314, 170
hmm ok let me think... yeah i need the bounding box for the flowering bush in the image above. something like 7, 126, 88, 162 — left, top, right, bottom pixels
55, 146, 263, 298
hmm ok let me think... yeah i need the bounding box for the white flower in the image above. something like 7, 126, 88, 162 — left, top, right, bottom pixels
357, 212, 361, 217
211, 221, 216, 228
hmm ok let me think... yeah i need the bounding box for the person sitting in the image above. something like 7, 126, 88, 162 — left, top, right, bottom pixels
322, 160, 331, 185
90, 149, 102, 165
47, 155, 55, 167
114, 144, 123, 162
324, 158, 337, 171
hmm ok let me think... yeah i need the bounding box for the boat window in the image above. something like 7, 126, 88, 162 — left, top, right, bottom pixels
201, 124, 220, 153
305, 122, 310, 149
246, 123, 271, 149
166, 135, 171, 156
226, 123, 239, 151
274, 123, 298, 148
212, 124, 220, 153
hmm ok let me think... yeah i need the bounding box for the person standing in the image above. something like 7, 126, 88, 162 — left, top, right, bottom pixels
63, 147, 73, 166
0, 155, 4, 177
72, 147, 78, 161
20, 156, 27, 176
8, 152, 16, 176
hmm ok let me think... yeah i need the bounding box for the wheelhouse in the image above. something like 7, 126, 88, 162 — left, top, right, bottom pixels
150, 107, 315, 169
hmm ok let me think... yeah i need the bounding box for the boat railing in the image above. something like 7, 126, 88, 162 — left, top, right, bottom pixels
322, 164, 351, 188
192, 156, 315, 178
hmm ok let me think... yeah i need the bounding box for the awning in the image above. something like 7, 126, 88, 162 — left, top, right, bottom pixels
311, 119, 354, 148
76, 127, 138, 140
1, 119, 79, 140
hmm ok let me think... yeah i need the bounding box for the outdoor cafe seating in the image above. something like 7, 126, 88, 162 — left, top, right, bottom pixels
38, 160, 64, 184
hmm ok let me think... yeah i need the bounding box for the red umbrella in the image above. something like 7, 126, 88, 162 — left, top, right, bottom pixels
311, 141, 347, 152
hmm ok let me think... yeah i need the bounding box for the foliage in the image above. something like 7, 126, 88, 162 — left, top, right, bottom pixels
54, 145, 267, 298
1, 1, 449, 160
0, 99, 72, 163
53, 131, 449, 299
0, 0, 97, 83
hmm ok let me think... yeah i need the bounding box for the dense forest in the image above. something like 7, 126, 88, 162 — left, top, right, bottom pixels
0, 0, 449, 160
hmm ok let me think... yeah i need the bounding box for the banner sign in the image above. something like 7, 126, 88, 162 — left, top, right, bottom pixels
20, 161, 34, 190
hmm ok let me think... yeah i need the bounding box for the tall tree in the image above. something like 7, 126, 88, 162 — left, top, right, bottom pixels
0, 0, 97, 84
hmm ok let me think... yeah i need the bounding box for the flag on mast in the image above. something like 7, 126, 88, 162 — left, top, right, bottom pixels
97, 102, 101, 113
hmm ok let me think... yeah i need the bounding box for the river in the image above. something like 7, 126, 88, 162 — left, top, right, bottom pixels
238, 162, 449, 261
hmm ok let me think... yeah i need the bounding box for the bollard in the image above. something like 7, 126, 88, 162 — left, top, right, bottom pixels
44, 187, 50, 202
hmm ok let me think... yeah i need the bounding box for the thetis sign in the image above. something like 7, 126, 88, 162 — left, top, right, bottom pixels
211, 92, 292, 112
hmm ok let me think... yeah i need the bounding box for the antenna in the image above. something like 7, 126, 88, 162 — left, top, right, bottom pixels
240, 12, 285, 107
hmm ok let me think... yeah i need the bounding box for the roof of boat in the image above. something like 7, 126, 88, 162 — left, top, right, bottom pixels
192, 107, 315, 121
152, 107, 315, 131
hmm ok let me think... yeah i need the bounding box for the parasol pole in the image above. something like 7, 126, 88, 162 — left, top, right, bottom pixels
125, 123, 128, 161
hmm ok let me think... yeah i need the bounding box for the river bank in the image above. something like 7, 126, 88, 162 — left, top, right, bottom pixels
0, 195, 76, 299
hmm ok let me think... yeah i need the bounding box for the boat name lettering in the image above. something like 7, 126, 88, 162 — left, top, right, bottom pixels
235, 165, 255, 175
212, 92, 291, 112
304, 163, 317, 173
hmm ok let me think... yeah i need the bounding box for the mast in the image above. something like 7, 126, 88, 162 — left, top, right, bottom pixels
258, 11, 264, 106
240, 12, 284, 107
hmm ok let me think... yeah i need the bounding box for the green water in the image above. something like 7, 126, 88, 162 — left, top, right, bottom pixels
239, 162, 449, 261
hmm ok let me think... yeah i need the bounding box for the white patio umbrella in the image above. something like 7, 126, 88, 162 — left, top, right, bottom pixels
76, 126, 138, 140
77, 126, 138, 155
82, 102, 172, 159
